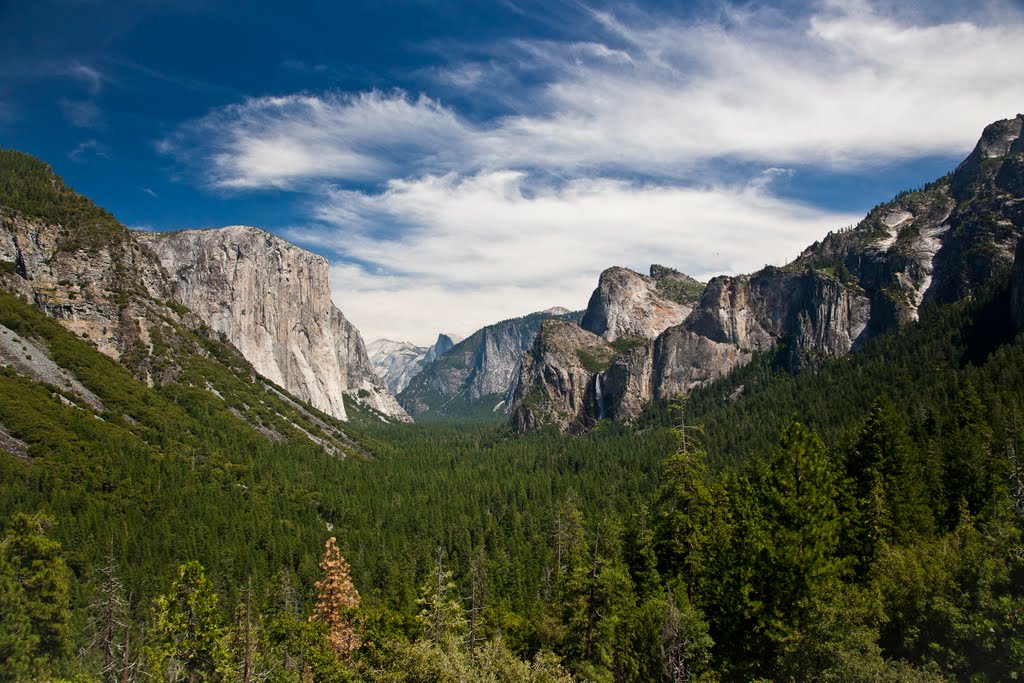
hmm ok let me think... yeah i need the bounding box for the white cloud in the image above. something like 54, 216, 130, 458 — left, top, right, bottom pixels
165, 91, 472, 189
287, 172, 859, 345
161, 1, 1024, 344
166, 1, 1024, 188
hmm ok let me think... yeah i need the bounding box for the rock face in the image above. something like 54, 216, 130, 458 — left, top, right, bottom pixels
398, 309, 579, 417
136, 227, 409, 422
368, 333, 462, 395
1013, 239, 1024, 334
511, 114, 1024, 432
0, 207, 172, 368
580, 266, 700, 341
508, 319, 614, 433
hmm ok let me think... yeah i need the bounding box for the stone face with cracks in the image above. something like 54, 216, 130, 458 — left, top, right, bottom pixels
136, 226, 409, 422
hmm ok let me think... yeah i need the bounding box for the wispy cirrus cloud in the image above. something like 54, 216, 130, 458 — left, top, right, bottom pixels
69, 62, 103, 95
159, 0, 1024, 344
166, 1, 1024, 188
68, 139, 111, 163
292, 171, 860, 342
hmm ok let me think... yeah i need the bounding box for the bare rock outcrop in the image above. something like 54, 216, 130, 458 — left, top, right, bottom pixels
580, 266, 699, 341
398, 309, 578, 417
368, 333, 462, 395
0, 208, 172, 369
136, 226, 409, 422
509, 319, 614, 434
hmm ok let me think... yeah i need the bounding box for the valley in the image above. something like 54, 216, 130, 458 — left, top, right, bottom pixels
1, 115, 1023, 682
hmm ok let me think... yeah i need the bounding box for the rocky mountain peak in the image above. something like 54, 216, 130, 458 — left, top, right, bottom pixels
369, 332, 465, 395
397, 309, 581, 418
510, 114, 1024, 434
951, 113, 1024, 198
426, 332, 461, 361
580, 266, 697, 342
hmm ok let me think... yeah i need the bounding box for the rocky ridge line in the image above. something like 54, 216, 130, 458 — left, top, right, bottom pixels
511, 114, 1024, 433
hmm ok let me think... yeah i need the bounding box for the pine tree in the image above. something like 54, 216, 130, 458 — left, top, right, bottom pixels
0, 548, 35, 683
760, 421, 843, 655
942, 383, 1001, 525
655, 398, 714, 603
660, 584, 713, 683
87, 544, 133, 683
844, 396, 933, 573
311, 536, 362, 659
2, 513, 71, 666
154, 561, 228, 683
417, 546, 465, 648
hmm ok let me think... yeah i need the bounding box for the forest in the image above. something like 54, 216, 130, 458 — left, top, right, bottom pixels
1, 260, 1023, 681
0, 147, 1022, 682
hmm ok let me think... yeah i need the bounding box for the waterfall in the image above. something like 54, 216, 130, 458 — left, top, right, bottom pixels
594, 374, 605, 421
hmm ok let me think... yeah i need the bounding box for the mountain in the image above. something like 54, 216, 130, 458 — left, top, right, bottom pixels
0, 149, 407, 426
511, 114, 1024, 433
397, 307, 580, 418
367, 332, 461, 395
136, 227, 408, 422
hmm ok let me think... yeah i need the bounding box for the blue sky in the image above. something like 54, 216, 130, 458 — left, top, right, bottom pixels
2, 0, 1023, 344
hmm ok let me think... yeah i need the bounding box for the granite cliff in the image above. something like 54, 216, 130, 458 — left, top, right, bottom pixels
511, 114, 1024, 432
580, 265, 702, 341
136, 227, 409, 422
0, 184, 173, 375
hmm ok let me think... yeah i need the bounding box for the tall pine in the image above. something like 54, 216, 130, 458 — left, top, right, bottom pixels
311, 537, 362, 659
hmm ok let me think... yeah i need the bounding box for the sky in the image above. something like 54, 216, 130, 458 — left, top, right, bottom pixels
2, 1, 1023, 345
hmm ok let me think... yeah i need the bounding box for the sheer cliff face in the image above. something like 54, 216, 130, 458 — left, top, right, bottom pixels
508, 319, 613, 434
136, 226, 409, 422
511, 115, 1024, 432
580, 267, 696, 341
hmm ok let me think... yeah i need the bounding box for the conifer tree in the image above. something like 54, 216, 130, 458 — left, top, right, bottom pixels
660, 584, 713, 683
311, 536, 362, 659
417, 546, 465, 647
2, 513, 71, 666
87, 544, 133, 683
655, 398, 714, 603
0, 548, 35, 683
844, 396, 933, 572
942, 383, 1000, 525
154, 561, 228, 683
760, 421, 843, 647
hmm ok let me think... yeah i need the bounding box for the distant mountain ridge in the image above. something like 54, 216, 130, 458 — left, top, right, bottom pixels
398, 308, 582, 418
367, 333, 461, 395
510, 114, 1024, 433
